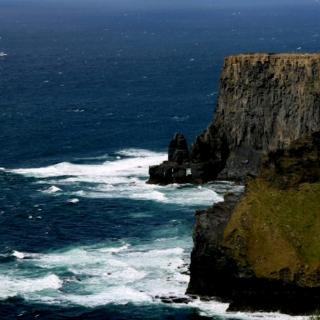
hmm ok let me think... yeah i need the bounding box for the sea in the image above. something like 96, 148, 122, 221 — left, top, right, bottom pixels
0, 1, 319, 319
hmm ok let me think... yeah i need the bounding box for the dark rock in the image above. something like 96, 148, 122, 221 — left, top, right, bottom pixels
190, 160, 223, 184
148, 133, 191, 184
184, 53, 320, 312
147, 53, 320, 314
261, 130, 320, 188
187, 193, 242, 298
188, 131, 320, 314
148, 162, 191, 185
190, 53, 320, 182
168, 133, 190, 164
157, 295, 194, 304
149, 53, 320, 184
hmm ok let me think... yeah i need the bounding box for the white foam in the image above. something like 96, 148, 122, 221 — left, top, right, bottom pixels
191, 299, 308, 320
0, 242, 307, 319
67, 198, 79, 204
12, 250, 25, 259
98, 244, 130, 253
10, 149, 166, 179
1, 150, 303, 318
0, 274, 62, 299
65, 287, 152, 307
43, 185, 62, 194
7, 148, 233, 206
116, 148, 164, 158
0, 241, 188, 303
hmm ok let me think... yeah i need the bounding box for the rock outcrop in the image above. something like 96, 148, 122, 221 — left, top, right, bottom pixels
149, 53, 320, 184
188, 131, 320, 314
148, 53, 320, 314
148, 133, 191, 185
168, 133, 190, 164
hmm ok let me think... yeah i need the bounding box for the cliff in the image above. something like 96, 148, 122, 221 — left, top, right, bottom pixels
188, 131, 320, 314
149, 53, 320, 183
148, 53, 320, 313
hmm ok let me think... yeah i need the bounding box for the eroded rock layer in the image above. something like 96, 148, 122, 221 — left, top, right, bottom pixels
150, 53, 320, 183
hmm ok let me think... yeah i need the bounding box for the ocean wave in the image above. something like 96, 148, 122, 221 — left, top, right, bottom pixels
0, 241, 189, 306
9, 149, 166, 179
65, 287, 153, 307
0, 242, 307, 319
43, 185, 62, 194
12, 250, 25, 259
0, 274, 62, 299
67, 198, 79, 204
6, 148, 231, 206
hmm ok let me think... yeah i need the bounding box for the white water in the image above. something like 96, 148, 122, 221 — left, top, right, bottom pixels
3, 149, 305, 319
9, 149, 230, 206
3, 240, 189, 306
0, 273, 62, 299
1, 241, 306, 320
43, 185, 62, 194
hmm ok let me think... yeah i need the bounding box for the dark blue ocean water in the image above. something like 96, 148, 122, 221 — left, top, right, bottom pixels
1, 1, 320, 319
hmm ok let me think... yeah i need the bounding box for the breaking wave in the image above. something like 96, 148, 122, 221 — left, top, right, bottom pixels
2, 149, 302, 319
0, 241, 306, 320
7, 149, 238, 206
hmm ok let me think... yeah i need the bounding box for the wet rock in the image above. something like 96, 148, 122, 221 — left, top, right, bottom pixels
148, 162, 191, 185
148, 133, 191, 184
156, 295, 194, 304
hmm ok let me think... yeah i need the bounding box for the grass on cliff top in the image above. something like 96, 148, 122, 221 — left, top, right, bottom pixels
223, 179, 320, 284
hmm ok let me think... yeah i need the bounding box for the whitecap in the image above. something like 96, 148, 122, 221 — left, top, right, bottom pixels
11, 251, 38, 260
67, 198, 79, 204
7, 241, 188, 303
97, 244, 130, 253
12, 250, 25, 259
171, 115, 190, 122
0, 242, 308, 319
7, 149, 241, 206
116, 148, 164, 158
0, 274, 62, 299
43, 185, 62, 194
64, 287, 152, 307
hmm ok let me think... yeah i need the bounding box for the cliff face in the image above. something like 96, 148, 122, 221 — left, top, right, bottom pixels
223, 132, 320, 289
184, 53, 320, 313
188, 131, 320, 313
149, 53, 320, 183
148, 53, 320, 313
191, 53, 320, 181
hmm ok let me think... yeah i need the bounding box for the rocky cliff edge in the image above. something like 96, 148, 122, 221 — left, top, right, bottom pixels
149, 53, 320, 314
149, 53, 320, 183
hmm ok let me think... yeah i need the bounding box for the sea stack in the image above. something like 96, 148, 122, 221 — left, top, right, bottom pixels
150, 53, 320, 314
148, 133, 191, 184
